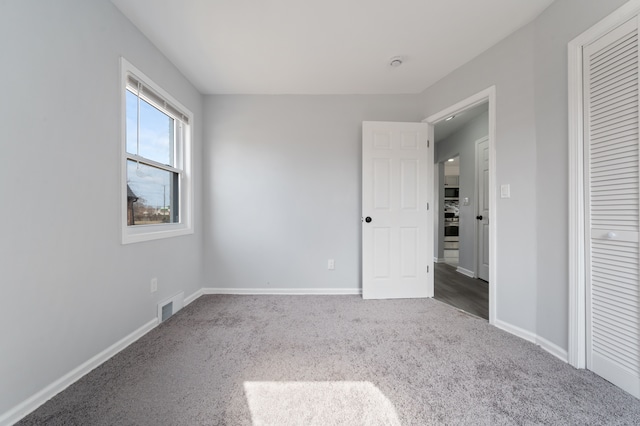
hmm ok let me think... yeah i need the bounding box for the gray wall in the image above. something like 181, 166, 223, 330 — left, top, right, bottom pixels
532, 0, 629, 355
419, 23, 539, 334
419, 0, 631, 349
203, 95, 421, 290
0, 0, 203, 415
435, 112, 489, 273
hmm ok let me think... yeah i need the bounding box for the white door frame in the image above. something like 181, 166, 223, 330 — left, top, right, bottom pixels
567, 0, 640, 369
424, 86, 497, 324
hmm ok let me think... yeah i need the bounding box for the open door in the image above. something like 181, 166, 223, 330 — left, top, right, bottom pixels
476, 136, 489, 281
362, 121, 433, 299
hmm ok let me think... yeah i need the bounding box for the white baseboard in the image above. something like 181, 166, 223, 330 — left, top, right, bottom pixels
184, 288, 203, 306
494, 319, 537, 344
434, 257, 446, 263
2, 287, 570, 426
456, 267, 475, 278
536, 335, 569, 362
0, 318, 158, 426
494, 319, 569, 363
157, 292, 185, 323
202, 287, 362, 295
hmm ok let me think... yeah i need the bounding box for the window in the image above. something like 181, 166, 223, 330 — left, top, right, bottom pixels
121, 58, 193, 244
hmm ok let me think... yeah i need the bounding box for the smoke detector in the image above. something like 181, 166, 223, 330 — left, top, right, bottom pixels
389, 56, 403, 67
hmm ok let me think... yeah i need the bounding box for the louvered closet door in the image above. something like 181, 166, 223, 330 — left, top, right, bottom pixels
584, 16, 640, 398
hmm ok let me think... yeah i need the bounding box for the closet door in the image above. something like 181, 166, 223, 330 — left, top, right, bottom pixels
584, 16, 640, 398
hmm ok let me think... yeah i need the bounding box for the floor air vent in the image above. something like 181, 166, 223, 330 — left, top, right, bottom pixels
158, 292, 184, 323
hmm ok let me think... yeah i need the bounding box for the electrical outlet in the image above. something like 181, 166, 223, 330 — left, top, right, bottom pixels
328, 259, 335, 270
150, 278, 158, 293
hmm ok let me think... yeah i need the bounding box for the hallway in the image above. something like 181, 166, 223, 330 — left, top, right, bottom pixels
434, 263, 488, 320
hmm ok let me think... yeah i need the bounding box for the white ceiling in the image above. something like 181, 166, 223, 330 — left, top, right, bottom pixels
111, 0, 555, 95
445, 157, 459, 166
434, 101, 488, 142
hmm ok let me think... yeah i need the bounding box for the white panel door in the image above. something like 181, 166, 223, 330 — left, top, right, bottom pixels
476, 137, 489, 282
584, 16, 640, 398
362, 121, 432, 299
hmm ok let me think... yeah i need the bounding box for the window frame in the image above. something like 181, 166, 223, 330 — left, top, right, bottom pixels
120, 57, 193, 244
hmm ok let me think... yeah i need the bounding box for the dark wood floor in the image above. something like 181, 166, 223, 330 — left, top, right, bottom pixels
434, 263, 489, 320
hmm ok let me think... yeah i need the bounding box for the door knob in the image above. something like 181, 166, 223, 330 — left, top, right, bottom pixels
365, 217, 372, 223
476, 215, 483, 220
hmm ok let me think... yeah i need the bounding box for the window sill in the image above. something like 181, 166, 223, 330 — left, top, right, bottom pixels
122, 223, 193, 244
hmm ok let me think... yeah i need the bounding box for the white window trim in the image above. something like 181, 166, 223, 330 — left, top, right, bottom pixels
120, 57, 194, 244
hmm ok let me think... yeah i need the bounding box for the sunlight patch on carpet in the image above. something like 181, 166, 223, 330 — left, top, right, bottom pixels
243, 381, 401, 425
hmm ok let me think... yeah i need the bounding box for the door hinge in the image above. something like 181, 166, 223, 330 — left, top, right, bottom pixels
427, 139, 430, 148
427, 202, 429, 210
427, 265, 429, 273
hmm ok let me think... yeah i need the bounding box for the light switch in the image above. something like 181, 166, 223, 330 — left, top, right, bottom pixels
501, 184, 511, 198
463, 197, 470, 206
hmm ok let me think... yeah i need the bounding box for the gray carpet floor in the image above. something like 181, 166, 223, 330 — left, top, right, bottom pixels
17, 295, 640, 425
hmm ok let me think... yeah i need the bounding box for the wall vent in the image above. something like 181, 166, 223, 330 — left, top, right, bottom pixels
157, 292, 184, 323
161, 302, 173, 322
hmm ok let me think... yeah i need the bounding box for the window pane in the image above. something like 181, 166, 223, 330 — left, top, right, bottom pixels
125, 90, 138, 156
125, 90, 174, 166
126, 160, 179, 226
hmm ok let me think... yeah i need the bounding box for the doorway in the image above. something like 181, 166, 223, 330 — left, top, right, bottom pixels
425, 87, 496, 323
443, 156, 460, 267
